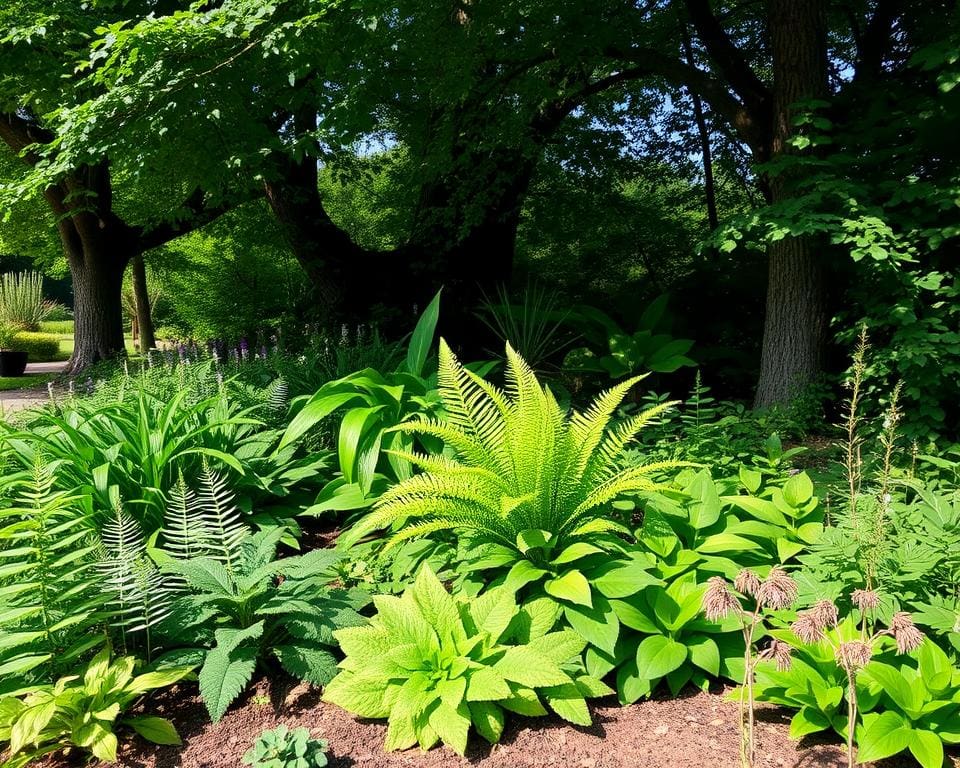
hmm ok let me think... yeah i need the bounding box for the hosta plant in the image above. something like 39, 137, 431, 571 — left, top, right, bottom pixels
588, 568, 743, 704
0, 644, 191, 767
756, 593, 930, 768
856, 639, 960, 768
242, 725, 329, 768
163, 527, 366, 721
344, 340, 680, 652
323, 566, 612, 756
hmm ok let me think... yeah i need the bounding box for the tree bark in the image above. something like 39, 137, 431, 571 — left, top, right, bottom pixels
131, 253, 155, 352
753, 0, 829, 408
68, 252, 128, 374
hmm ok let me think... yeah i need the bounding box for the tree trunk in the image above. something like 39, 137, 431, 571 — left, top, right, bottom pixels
131, 253, 155, 352
680, 18, 719, 231
67, 255, 127, 374
753, 0, 829, 408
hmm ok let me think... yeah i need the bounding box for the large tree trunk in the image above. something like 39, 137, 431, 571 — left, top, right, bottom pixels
68, 253, 128, 374
130, 253, 156, 352
753, 0, 829, 408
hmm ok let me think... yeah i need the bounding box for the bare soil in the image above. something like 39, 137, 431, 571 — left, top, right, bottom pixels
45, 677, 950, 768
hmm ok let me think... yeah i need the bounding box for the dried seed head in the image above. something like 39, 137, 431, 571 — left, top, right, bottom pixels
811, 600, 839, 630
756, 568, 798, 610
792, 612, 825, 645
851, 589, 880, 613
889, 612, 924, 654
703, 577, 739, 622
734, 569, 762, 598
838, 640, 873, 671
768, 639, 794, 672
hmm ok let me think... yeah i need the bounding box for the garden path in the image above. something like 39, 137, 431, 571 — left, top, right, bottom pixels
0, 360, 67, 416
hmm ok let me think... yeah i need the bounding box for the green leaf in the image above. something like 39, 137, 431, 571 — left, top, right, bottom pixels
592, 558, 661, 598
634, 635, 688, 681
516, 528, 552, 553
856, 711, 912, 763
274, 644, 339, 685
563, 597, 620, 655
495, 646, 571, 687
323, 671, 390, 718
499, 687, 547, 716
465, 667, 511, 702
125, 716, 181, 746
552, 542, 605, 565
427, 700, 471, 756
698, 532, 763, 554
544, 569, 592, 607
789, 707, 831, 739
862, 662, 920, 714
687, 470, 721, 529
469, 701, 505, 744
782, 472, 814, 507
199, 625, 262, 723
543, 682, 591, 726
909, 729, 944, 768
406, 289, 441, 377
739, 467, 762, 494
527, 630, 588, 665
411, 565, 462, 643
687, 635, 720, 676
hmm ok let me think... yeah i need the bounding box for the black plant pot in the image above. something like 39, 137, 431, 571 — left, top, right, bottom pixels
0, 350, 28, 377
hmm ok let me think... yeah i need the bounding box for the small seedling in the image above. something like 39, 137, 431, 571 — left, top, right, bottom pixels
242, 725, 329, 768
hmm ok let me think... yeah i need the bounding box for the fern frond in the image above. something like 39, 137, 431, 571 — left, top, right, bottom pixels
587, 400, 679, 483
195, 468, 249, 572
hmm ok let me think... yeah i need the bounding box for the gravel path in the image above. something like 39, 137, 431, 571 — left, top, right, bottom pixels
0, 361, 66, 415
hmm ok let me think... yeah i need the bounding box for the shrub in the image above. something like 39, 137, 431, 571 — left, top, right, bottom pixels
323, 566, 611, 755
39, 319, 74, 335
0, 322, 16, 350
0, 271, 55, 331
11, 331, 60, 361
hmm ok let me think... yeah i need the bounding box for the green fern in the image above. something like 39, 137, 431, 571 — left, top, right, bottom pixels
0, 456, 106, 687
161, 469, 248, 571
348, 340, 681, 555
98, 502, 175, 659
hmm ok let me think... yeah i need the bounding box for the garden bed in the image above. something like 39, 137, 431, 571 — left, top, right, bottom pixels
73, 677, 929, 768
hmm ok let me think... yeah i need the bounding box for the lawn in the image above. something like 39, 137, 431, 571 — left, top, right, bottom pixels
0, 372, 53, 391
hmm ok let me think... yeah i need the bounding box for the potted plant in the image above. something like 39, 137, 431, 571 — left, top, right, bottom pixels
0, 323, 28, 377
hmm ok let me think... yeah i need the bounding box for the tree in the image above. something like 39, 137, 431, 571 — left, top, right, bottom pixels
45, 0, 689, 328
0, 3, 238, 372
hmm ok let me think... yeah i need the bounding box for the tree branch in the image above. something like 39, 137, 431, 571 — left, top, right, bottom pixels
136, 187, 235, 252
0, 111, 54, 164
683, 0, 770, 114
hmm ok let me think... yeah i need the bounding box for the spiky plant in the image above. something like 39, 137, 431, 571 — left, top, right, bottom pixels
98, 502, 176, 659
0, 456, 106, 686
346, 340, 681, 588
161, 468, 248, 572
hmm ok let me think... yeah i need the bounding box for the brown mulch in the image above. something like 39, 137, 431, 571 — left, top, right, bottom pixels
45, 677, 949, 768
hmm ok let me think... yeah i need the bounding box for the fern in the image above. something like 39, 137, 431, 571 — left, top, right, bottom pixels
98, 502, 175, 659
0, 456, 105, 687
348, 340, 683, 552
161, 469, 248, 571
